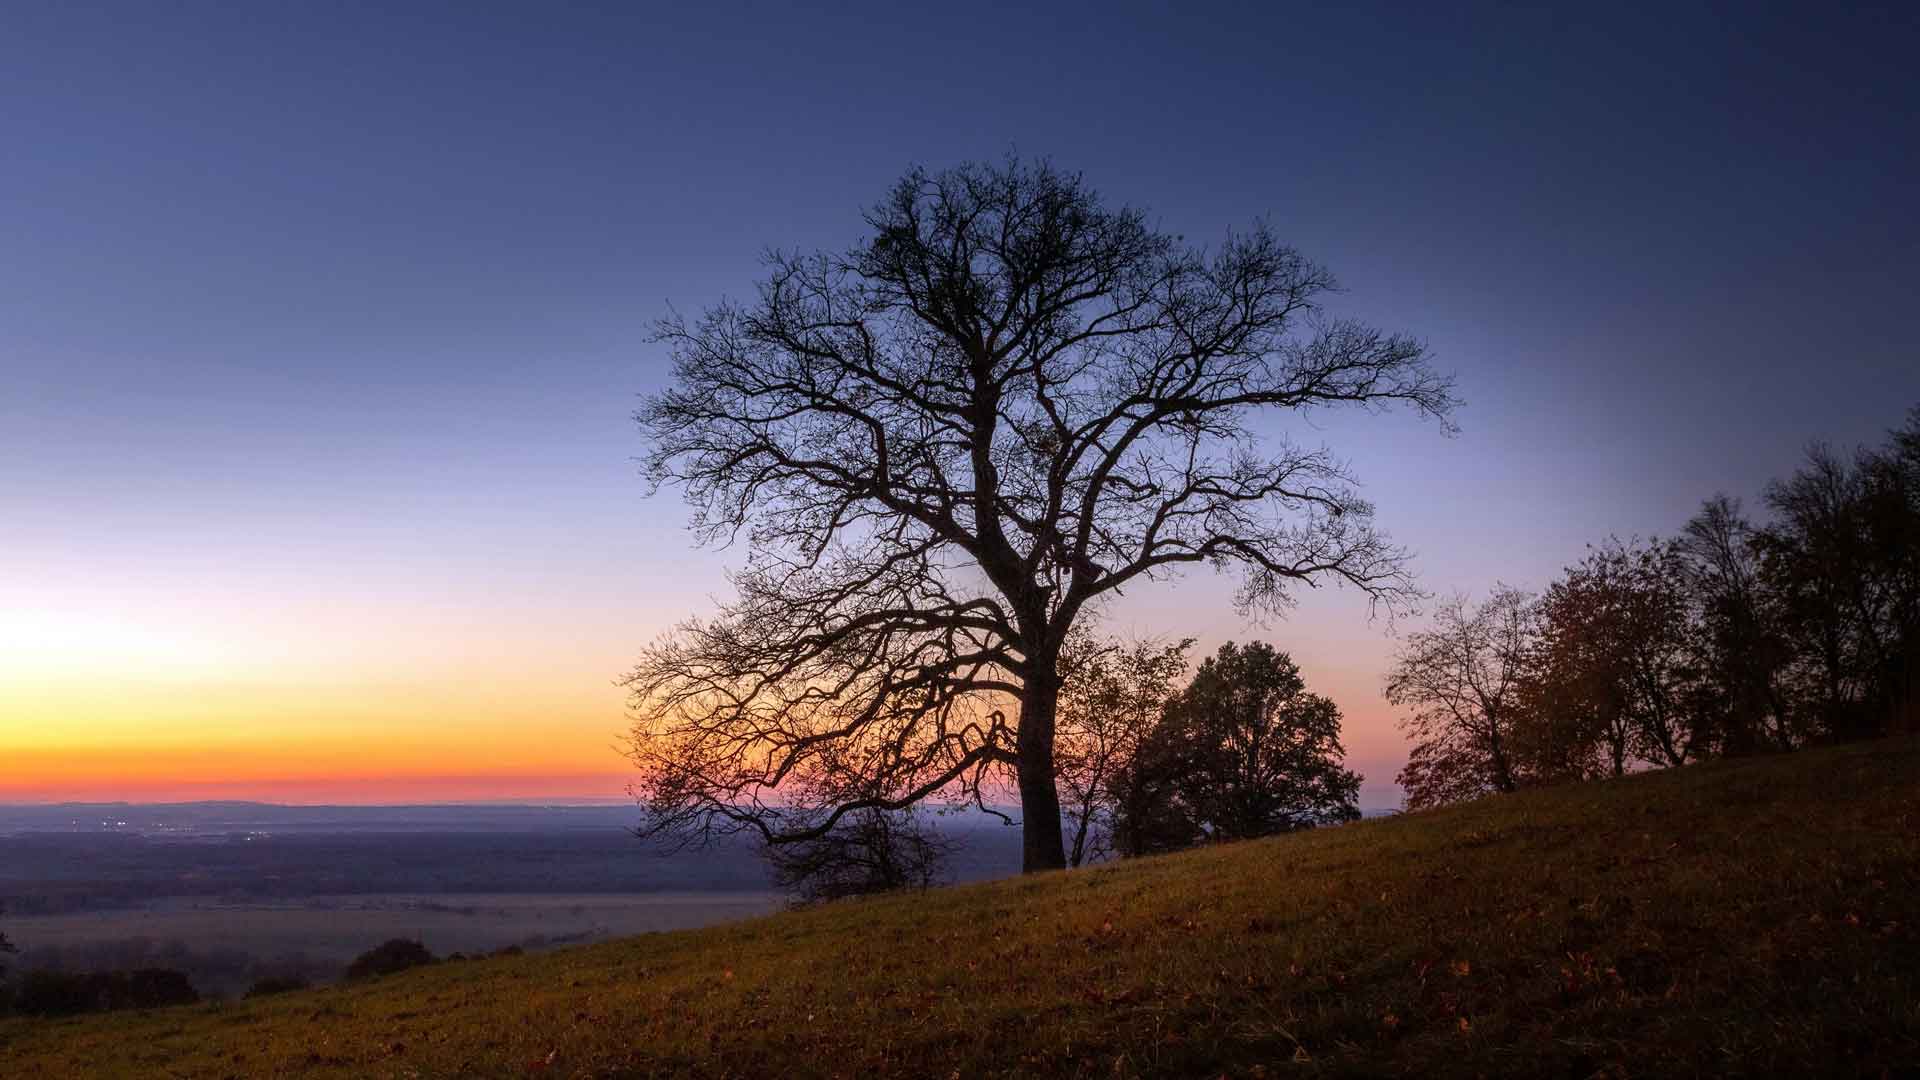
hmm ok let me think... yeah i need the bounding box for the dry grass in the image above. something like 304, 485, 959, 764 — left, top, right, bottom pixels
4, 738, 1917, 1077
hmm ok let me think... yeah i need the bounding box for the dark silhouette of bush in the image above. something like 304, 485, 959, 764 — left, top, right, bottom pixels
763, 808, 955, 904
125, 968, 200, 1008
244, 975, 311, 998
12, 968, 199, 1016
11, 971, 96, 1016
344, 939, 435, 980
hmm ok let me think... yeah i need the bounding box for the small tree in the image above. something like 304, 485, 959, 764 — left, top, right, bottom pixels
1055, 633, 1192, 866
1535, 539, 1707, 769
763, 807, 956, 904
1385, 587, 1535, 808
1678, 495, 1796, 753
1113, 642, 1360, 855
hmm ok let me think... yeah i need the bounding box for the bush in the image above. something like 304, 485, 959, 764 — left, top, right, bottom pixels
12, 971, 97, 1016
12, 968, 199, 1016
344, 939, 435, 980
764, 808, 954, 904
244, 975, 311, 998
125, 968, 200, 1008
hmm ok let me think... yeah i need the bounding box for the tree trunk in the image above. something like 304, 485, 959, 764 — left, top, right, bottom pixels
1485, 716, 1517, 794
1016, 675, 1068, 872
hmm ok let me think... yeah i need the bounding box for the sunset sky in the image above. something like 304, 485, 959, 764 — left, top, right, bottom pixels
5, 4, 1916, 807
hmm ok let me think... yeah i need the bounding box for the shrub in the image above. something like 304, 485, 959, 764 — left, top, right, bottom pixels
244, 975, 311, 998
124, 968, 200, 1008
11, 968, 199, 1016
344, 939, 435, 980
12, 971, 99, 1016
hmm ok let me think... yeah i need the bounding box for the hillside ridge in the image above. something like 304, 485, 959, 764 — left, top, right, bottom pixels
5, 739, 1917, 1077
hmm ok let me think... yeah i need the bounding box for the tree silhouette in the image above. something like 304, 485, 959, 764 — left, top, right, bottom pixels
1112, 642, 1360, 856
1055, 633, 1191, 866
1677, 496, 1795, 753
762, 807, 955, 904
1534, 539, 1706, 769
1759, 412, 1920, 741
626, 158, 1454, 871
1386, 587, 1534, 808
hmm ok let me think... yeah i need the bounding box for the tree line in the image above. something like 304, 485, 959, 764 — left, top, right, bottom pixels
1389, 407, 1920, 808
756, 636, 1364, 901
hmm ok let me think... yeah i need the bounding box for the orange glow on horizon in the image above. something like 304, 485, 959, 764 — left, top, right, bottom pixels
3, 587, 1415, 807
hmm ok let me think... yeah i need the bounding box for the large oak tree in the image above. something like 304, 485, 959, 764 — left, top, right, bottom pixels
626, 159, 1454, 871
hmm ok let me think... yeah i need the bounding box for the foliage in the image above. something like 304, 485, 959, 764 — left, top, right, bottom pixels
1054, 633, 1192, 866
1389, 405, 1920, 809
5, 741, 1916, 1076
343, 939, 436, 981
1530, 538, 1706, 773
245, 976, 312, 998
1386, 587, 1536, 807
763, 807, 956, 904
1757, 409, 1920, 741
8, 968, 199, 1017
1113, 642, 1360, 854
625, 157, 1454, 871
1676, 495, 1797, 752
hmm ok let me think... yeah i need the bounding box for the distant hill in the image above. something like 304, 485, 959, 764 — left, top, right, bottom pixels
5, 740, 1916, 1077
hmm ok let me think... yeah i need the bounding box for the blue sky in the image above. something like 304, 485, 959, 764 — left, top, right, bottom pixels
3, 2, 1915, 805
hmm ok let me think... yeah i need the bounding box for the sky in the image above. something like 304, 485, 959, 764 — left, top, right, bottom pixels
3, 2, 1916, 808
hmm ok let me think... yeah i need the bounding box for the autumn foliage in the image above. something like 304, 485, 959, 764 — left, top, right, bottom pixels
1389, 407, 1920, 808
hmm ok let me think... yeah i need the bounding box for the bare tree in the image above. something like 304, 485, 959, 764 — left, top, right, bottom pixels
1385, 587, 1535, 808
1055, 633, 1191, 866
1678, 495, 1795, 752
763, 807, 956, 904
626, 158, 1456, 871
1760, 416, 1920, 741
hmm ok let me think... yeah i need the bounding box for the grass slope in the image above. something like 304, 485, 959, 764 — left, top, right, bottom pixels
5, 740, 1917, 1078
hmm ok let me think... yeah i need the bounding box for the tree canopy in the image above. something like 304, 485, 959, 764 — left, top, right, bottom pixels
1113, 642, 1361, 856
1385, 405, 1920, 810
626, 158, 1453, 870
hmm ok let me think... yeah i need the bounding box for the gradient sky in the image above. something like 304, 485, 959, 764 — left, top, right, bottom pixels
4, 3, 1916, 807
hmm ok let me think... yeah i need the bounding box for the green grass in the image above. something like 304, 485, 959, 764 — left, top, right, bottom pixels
5, 740, 1918, 1077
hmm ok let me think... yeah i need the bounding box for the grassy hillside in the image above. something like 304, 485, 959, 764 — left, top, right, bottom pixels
5, 740, 1917, 1078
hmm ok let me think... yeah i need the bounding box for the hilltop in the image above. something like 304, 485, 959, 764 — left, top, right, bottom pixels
4, 740, 1916, 1077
